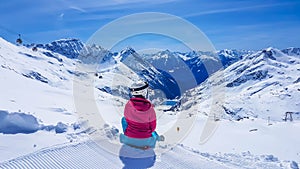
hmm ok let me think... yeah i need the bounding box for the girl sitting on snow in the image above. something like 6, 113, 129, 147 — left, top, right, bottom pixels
120, 81, 164, 149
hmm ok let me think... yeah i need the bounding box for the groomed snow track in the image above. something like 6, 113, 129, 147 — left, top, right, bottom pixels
0, 140, 230, 169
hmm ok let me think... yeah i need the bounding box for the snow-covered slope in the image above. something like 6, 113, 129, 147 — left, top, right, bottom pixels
0, 37, 87, 160
0, 141, 237, 169
2, 139, 296, 169
1, 37, 299, 168
0, 37, 80, 122
182, 47, 300, 121
179, 47, 300, 164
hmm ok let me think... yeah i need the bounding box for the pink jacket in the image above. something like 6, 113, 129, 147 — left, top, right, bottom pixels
124, 97, 156, 139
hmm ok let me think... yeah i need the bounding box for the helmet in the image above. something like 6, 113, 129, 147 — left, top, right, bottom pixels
130, 81, 149, 98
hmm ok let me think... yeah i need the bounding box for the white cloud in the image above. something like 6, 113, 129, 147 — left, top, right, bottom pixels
69, 6, 87, 13
186, 2, 298, 17
62, 0, 180, 11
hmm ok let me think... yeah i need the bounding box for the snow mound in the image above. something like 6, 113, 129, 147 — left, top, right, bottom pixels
0, 110, 70, 134
0, 110, 40, 134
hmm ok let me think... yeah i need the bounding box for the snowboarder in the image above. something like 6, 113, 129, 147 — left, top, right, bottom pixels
120, 81, 164, 149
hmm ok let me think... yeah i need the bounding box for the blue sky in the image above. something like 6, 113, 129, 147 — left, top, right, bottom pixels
0, 0, 299, 51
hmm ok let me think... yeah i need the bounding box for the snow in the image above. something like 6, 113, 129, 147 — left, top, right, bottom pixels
181, 116, 300, 163
0, 141, 236, 169
0, 37, 300, 168
179, 46, 300, 165
0, 110, 40, 134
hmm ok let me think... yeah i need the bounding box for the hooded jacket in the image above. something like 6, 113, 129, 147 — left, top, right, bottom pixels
124, 97, 156, 138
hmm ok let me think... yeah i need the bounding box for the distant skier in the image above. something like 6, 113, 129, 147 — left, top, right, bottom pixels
120, 81, 164, 149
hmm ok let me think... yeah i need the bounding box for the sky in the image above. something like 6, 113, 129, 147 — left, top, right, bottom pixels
0, 0, 300, 51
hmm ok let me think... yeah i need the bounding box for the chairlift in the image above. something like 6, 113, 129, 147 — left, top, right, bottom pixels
16, 34, 22, 45
32, 46, 38, 52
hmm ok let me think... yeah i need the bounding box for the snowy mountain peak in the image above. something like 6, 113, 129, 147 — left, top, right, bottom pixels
184, 50, 200, 59
252, 47, 297, 64
33, 38, 84, 59
50, 38, 81, 44
121, 47, 136, 55
281, 47, 300, 56
219, 49, 244, 58
261, 47, 280, 60
115, 47, 137, 62
158, 49, 172, 55
151, 49, 179, 60
78, 44, 112, 64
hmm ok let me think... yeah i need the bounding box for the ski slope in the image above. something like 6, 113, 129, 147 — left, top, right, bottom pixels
0, 37, 299, 169
0, 140, 232, 169
1, 137, 295, 169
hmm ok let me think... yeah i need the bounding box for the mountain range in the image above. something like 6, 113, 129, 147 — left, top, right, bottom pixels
26, 39, 300, 100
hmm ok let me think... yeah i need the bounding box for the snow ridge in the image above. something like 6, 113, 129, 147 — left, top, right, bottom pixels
32, 39, 84, 59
